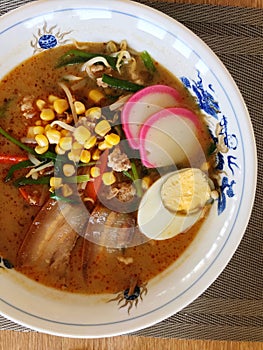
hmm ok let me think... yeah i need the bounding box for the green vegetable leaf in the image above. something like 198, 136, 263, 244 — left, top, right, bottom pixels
123, 161, 143, 197
56, 49, 117, 69
4, 159, 33, 182
0, 126, 58, 161
13, 175, 51, 187
141, 50, 156, 73
102, 74, 145, 92
50, 193, 78, 203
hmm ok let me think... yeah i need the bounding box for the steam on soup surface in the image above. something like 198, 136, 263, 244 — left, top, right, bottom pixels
0, 41, 217, 294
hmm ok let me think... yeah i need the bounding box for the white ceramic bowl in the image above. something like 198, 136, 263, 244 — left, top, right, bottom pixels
0, 0, 257, 338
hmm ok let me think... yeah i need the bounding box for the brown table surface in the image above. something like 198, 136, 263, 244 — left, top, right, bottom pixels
0, 0, 262, 349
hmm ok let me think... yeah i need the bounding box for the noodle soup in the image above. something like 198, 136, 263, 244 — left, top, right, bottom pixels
0, 41, 217, 294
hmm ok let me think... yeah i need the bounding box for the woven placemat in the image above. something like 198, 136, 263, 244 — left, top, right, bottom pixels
0, 0, 262, 341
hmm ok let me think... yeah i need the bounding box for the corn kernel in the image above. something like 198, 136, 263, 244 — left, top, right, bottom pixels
98, 140, 112, 150
35, 120, 42, 126
44, 124, 52, 133
62, 184, 73, 197
50, 177, 62, 189
74, 101, 86, 115
53, 98, 69, 114
84, 135, 97, 149
95, 120, 111, 137
102, 171, 116, 186
92, 149, 101, 161
40, 108, 55, 121
90, 166, 100, 178
35, 145, 49, 154
36, 99, 46, 111
63, 163, 75, 177
141, 176, 152, 191
33, 126, 45, 135
68, 149, 81, 163
72, 141, 83, 150
85, 107, 101, 120
55, 144, 66, 155
104, 133, 120, 146
46, 129, 61, 144
61, 129, 70, 137
48, 95, 59, 103
88, 89, 105, 104
80, 150, 91, 163
27, 126, 35, 138
59, 136, 72, 151
73, 125, 91, 145
35, 134, 49, 148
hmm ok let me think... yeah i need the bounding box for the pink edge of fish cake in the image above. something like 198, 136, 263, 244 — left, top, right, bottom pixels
121, 85, 182, 149
139, 107, 202, 168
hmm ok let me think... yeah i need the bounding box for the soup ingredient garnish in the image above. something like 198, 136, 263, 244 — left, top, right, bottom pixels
0, 126, 57, 160
122, 161, 143, 197
121, 85, 182, 149
0, 154, 28, 164
84, 149, 109, 206
0, 90, 123, 203
139, 107, 202, 168
4, 159, 33, 182
140, 50, 156, 73
55, 49, 118, 69
101, 74, 144, 92
137, 169, 215, 240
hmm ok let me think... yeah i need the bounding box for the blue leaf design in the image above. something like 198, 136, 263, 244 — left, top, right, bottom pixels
181, 70, 239, 216
227, 155, 239, 176
181, 71, 220, 119
181, 77, 191, 88
218, 177, 236, 215
216, 152, 224, 171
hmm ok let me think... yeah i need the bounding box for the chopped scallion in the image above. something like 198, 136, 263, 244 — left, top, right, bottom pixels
13, 176, 51, 187
56, 50, 117, 70
123, 161, 143, 197
5, 159, 33, 182
141, 50, 156, 73
50, 193, 78, 203
0, 126, 57, 161
102, 74, 144, 92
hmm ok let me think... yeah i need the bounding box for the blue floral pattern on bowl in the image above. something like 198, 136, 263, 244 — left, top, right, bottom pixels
181, 71, 238, 215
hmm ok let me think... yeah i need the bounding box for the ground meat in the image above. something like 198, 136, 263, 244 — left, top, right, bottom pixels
20, 96, 36, 119
107, 182, 136, 202
107, 146, 131, 172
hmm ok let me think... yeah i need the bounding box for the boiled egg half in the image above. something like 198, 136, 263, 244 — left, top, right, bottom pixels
137, 168, 216, 240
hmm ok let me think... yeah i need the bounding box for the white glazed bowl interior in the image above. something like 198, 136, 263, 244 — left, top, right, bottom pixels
0, 0, 257, 338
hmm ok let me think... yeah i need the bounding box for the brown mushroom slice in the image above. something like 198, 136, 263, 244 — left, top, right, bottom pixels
17, 198, 89, 278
